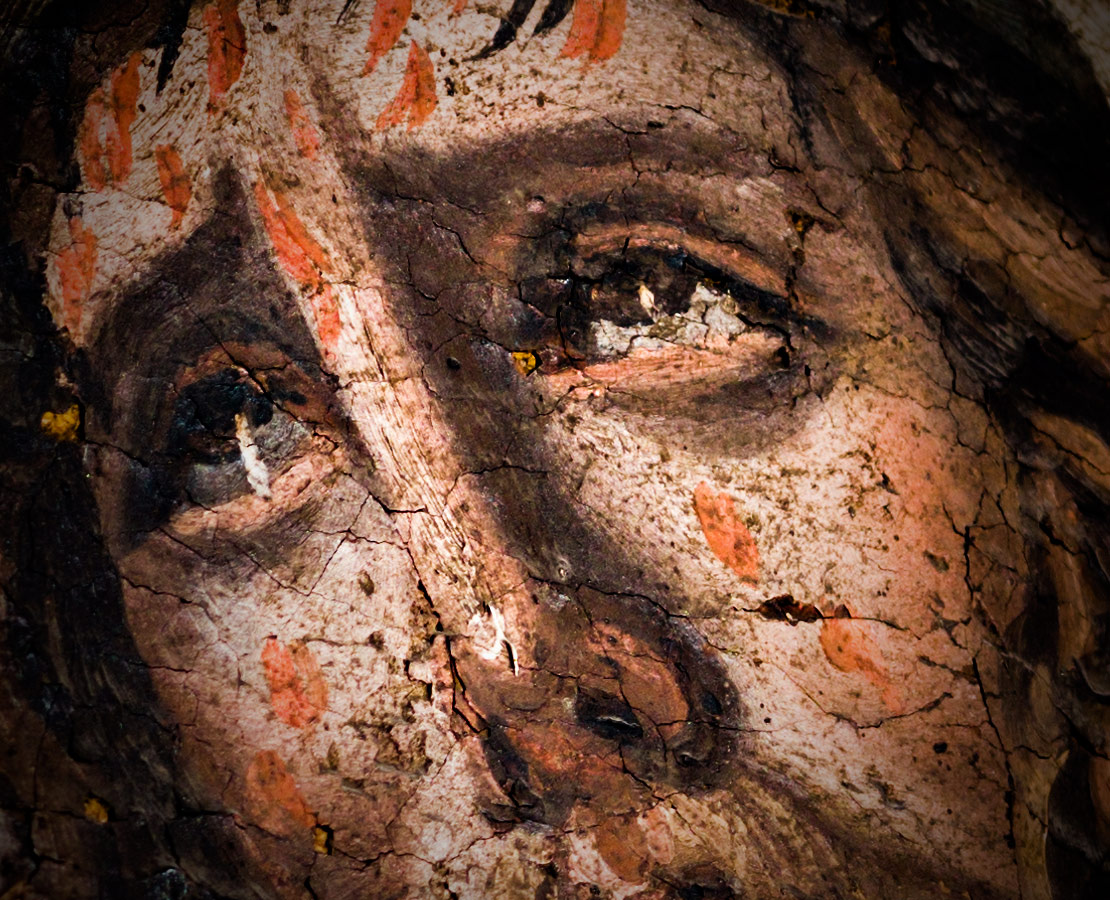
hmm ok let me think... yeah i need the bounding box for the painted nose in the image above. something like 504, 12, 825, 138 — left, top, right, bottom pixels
575, 684, 730, 782
468, 585, 741, 824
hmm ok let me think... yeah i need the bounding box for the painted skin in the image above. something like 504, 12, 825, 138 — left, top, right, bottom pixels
45, 1, 1106, 897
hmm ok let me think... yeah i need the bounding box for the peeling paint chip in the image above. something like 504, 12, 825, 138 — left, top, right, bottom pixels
756, 594, 823, 624
41, 404, 80, 442
83, 796, 109, 823
312, 824, 333, 855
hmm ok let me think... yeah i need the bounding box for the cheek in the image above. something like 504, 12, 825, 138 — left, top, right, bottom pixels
535, 356, 1016, 859
113, 478, 454, 839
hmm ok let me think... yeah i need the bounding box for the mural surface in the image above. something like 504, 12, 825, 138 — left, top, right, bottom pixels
1, 1, 1109, 898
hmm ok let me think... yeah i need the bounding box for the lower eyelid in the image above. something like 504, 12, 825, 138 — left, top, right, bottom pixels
541, 334, 786, 393
167, 437, 340, 536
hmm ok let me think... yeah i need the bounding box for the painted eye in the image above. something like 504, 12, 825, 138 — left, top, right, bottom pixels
165, 366, 312, 506
152, 344, 340, 512
523, 246, 794, 369
168, 368, 273, 466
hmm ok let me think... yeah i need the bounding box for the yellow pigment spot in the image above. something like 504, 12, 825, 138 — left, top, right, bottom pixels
511, 351, 539, 376
40, 404, 80, 442
83, 797, 109, 824
312, 824, 333, 855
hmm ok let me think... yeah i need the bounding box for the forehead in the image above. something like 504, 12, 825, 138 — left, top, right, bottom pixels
44, 0, 801, 346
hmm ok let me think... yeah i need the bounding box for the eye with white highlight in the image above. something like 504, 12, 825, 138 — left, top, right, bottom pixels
159, 357, 331, 512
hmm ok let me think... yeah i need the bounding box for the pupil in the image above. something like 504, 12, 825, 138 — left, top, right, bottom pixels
574, 248, 700, 326
168, 369, 272, 463
555, 249, 703, 358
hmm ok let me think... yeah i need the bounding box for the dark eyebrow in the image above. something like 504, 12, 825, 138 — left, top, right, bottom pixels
360, 114, 800, 221
82, 168, 323, 438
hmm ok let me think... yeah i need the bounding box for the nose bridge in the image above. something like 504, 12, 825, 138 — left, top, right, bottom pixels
343, 219, 743, 819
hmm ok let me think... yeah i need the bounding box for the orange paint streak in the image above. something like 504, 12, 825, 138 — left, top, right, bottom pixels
244, 750, 314, 835
204, 0, 247, 109
451, 0, 468, 13
819, 619, 904, 712
561, 0, 626, 61
56, 217, 98, 334
78, 88, 108, 190
154, 145, 191, 228
105, 52, 141, 182
375, 41, 437, 131
561, 0, 602, 58
408, 42, 437, 128
283, 89, 320, 160
310, 283, 342, 351
262, 638, 328, 729
592, 0, 627, 61
363, 0, 412, 76
693, 482, 759, 583
253, 182, 325, 283
77, 52, 142, 189
253, 181, 341, 352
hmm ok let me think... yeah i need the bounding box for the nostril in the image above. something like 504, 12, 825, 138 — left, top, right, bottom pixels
668, 726, 714, 770
574, 690, 644, 742
675, 747, 709, 768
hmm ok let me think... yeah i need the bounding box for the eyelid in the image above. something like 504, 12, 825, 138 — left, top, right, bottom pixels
543, 334, 788, 394
569, 223, 786, 299
170, 341, 338, 430
165, 446, 339, 538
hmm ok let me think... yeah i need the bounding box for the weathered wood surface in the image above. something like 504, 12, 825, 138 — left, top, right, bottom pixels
1, 1, 1109, 898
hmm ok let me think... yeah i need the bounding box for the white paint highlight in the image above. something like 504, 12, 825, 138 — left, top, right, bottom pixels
235, 413, 272, 499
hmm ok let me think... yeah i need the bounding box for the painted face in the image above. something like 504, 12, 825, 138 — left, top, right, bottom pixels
43, 1, 1108, 897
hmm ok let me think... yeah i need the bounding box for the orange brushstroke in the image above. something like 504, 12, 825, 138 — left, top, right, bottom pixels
363, 0, 412, 76
693, 482, 759, 583
78, 52, 142, 189
595, 816, 651, 882
819, 619, 905, 712
105, 52, 141, 181
408, 42, 438, 127
592, 0, 627, 60
375, 41, 437, 131
154, 145, 191, 228
283, 89, 320, 160
244, 750, 314, 835
253, 182, 330, 278
561, 0, 626, 61
253, 181, 341, 351
78, 88, 108, 190
262, 638, 328, 729
451, 0, 468, 13
204, 0, 247, 109
310, 283, 342, 351
562, 0, 602, 58
55, 217, 98, 334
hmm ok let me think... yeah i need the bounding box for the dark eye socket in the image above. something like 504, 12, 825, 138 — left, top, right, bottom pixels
168, 369, 272, 464
522, 245, 796, 365
144, 349, 336, 515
